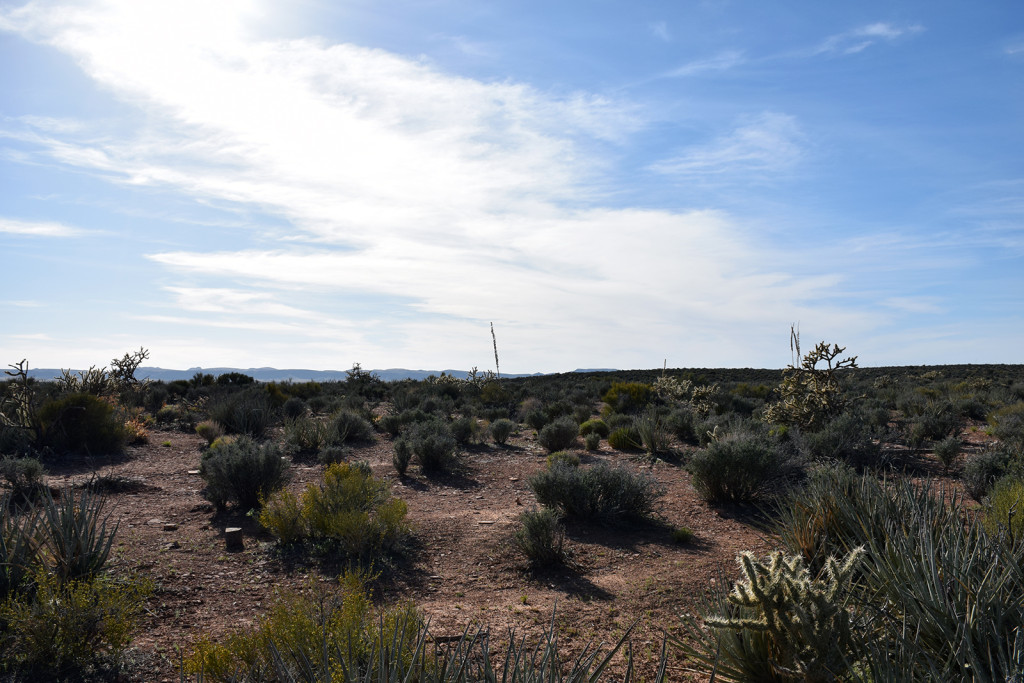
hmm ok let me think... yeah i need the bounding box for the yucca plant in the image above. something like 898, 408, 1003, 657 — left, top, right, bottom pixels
0, 495, 39, 600
36, 487, 117, 583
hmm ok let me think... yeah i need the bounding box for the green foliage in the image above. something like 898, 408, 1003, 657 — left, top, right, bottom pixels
602, 381, 653, 414
607, 426, 641, 451
933, 436, 962, 473
0, 569, 150, 678
514, 508, 567, 570
195, 419, 224, 445
37, 393, 129, 455
525, 408, 549, 432
633, 409, 671, 455
687, 433, 791, 504
528, 462, 664, 524
0, 456, 46, 501
329, 409, 375, 445
200, 436, 290, 511
283, 416, 331, 455
282, 396, 307, 419
578, 418, 610, 438
584, 432, 602, 451
763, 333, 858, 432
489, 417, 515, 445
449, 415, 480, 445
208, 387, 277, 438
675, 548, 865, 683
405, 419, 458, 473
963, 448, 1014, 501
36, 487, 118, 583
671, 526, 695, 544
984, 476, 1024, 542
798, 410, 882, 470
546, 451, 580, 469
259, 463, 409, 561
989, 401, 1024, 458
537, 416, 579, 452
392, 438, 413, 476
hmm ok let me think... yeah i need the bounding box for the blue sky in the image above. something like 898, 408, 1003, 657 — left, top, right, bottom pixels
1, 0, 1021, 373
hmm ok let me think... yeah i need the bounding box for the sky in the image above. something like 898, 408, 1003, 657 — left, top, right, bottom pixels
0, 0, 1022, 374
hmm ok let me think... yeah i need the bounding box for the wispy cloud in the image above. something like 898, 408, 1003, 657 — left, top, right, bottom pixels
649, 112, 803, 179
815, 22, 924, 56
664, 49, 745, 77
649, 21, 671, 43
0, 217, 89, 237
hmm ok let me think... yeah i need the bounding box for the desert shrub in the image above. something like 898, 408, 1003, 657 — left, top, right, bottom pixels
989, 401, 1024, 458
259, 462, 409, 561
154, 403, 183, 425
907, 401, 963, 449
283, 416, 331, 455
578, 418, 610, 438
0, 569, 150, 678
667, 406, 700, 445
392, 438, 413, 476
200, 436, 290, 511
36, 487, 118, 583
514, 508, 567, 570
963, 448, 1013, 501
607, 426, 640, 451
933, 436, 962, 473
328, 409, 375, 445
449, 415, 480, 445
538, 417, 578, 452
0, 497, 38, 601
687, 433, 790, 504
671, 525, 695, 544
602, 381, 653, 414
405, 419, 458, 473
37, 393, 128, 455
633, 409, 671, 455
187, 570, 420, 682
0, 456, 46, 501
208, 388, 276, 438
528, 462, 664, 523
318, 445, 350, 465
547, 451, 580, 469
584, 432, 602, 451
798, 410, 882, 469
282, 396, 307, 420
983, 476, 1024, 542
524, 408, 548, 432
572, 404, 592, 425
490, 418, 515, 445
194, 419, 224, 446
763, 335, 858, 431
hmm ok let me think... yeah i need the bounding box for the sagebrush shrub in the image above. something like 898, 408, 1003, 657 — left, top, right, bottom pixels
200, 436, 290, 511
528, 462, 663, 523
392, 438, 413, 475
283, 416, 330, 455
0, 456, 46, 502
607, 426, 640, 451
584, 432, 601, 451
514, 508, 567, 570
490, 418, 515, 445
602, 381, 653, 414
546, 451, 580, 469
208, 387, 276, 438
449, 415, 480, 444
538, 417, 578, 452
578, 418, 610, 438
962, 448, 1012, 501
984, 476, 1024, 542
687, 433, 789, 504
799, 410, 881, 469
406, 419, 458, 472
37, 393, 128, 455
933, 436, 961, 473
329, 409, 375, 445
194, 419, 224, 446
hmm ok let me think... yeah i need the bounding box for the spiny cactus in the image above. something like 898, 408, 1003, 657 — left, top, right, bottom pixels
706, 547, 865, 682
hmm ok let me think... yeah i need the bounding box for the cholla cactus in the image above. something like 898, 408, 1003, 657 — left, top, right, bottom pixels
764, 334, 858, 431
708, 547, 865, 682
652, 374, 692, 402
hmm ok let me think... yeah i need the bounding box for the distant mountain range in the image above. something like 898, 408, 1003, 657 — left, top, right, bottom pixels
23, 366, 614, 383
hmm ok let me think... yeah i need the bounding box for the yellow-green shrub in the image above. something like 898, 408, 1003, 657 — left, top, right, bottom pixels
984, 476, 1024, 542
259, 462, 409, 560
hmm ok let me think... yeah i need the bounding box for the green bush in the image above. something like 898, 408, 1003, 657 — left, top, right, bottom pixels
984, 476, 1024, 542
524, 408, 548, 432
259, 462, 409, 561
799, 410, 881, 469
392, 438, 413, 476
200, 436, 290, 511
0, 569, 150, 678
0, 456, 46, 502
37, 393, 128, 455
608, 426, 641, 451
317, 445, 350, 465
933, 436, 961, 473
546, 451, 580, 469
989, 401, 1024, 458
513, 508, 567, 570
538, 417, 578, 452
194, 419, 224, 446
208, 387, 277, 437
633, 410, 671, 455
406, 419, 458, 473
579, 418, 610, 438
449, 415, 480, 445
602, 381, 653, 414
528, 462, 664, 524
584, 432, 602, 451
328, 409, 375, 445
282, 396, 307, 420
687, 433, 790, 504
490, 417, 515, 445
963, 448, 1013, 501
283, 416, 330, 455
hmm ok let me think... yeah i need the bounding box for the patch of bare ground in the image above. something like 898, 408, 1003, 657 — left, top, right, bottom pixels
52, 421, 968, 681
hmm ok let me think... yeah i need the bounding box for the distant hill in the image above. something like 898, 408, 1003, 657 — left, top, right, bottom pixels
24, 366, 550, 383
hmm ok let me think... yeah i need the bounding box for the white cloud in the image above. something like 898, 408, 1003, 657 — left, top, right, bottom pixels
649, 21, 671, 43
815, 22, 924, 56
0, 217, 88, 237
649, 112, 803, 179
664, 50, 745, 77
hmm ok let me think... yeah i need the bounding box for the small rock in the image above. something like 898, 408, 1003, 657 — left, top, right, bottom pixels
187, 469, 201, 475
163, 523, 178, 531
164, 541, 181, 550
